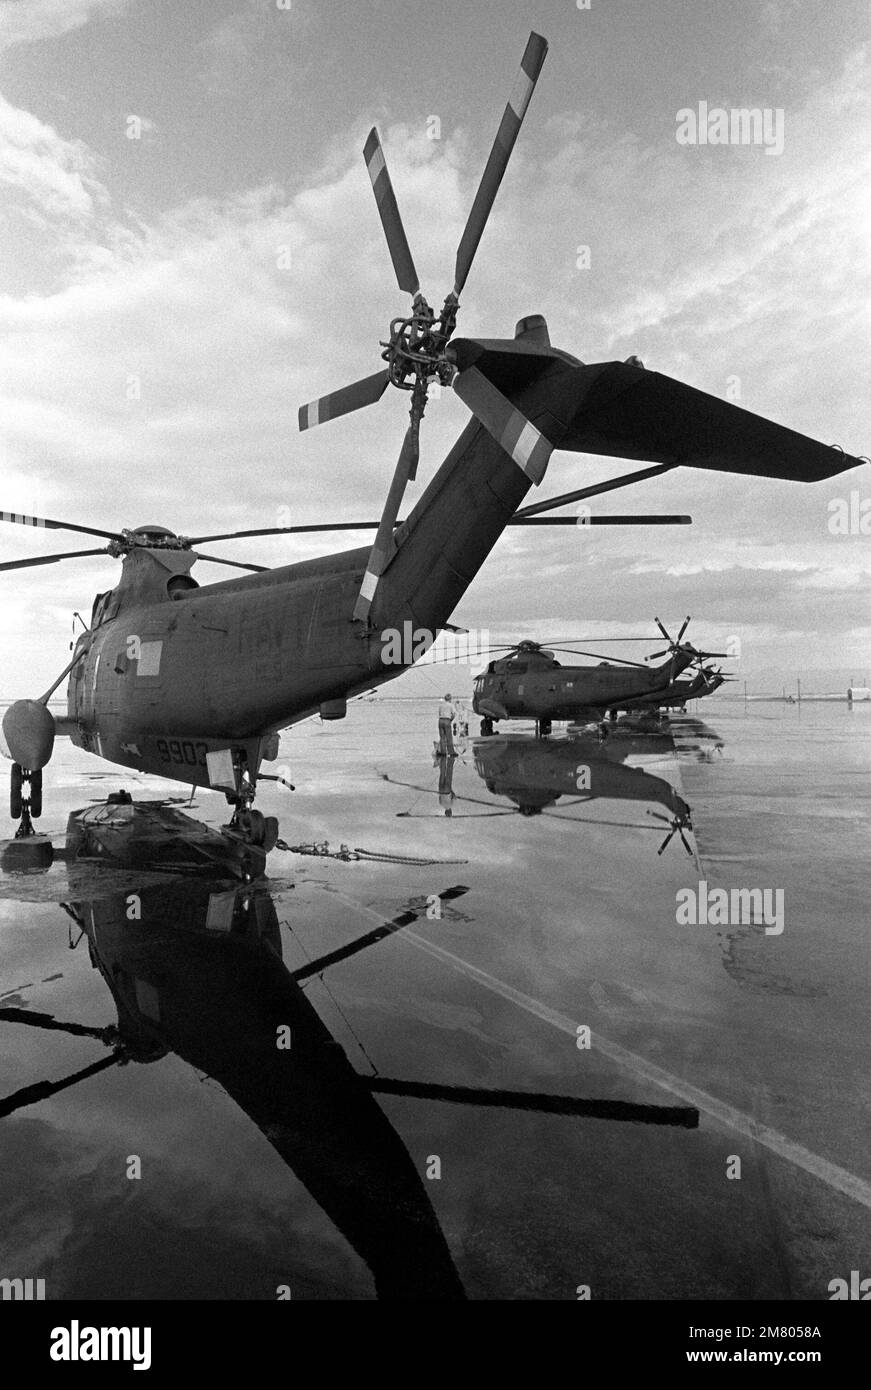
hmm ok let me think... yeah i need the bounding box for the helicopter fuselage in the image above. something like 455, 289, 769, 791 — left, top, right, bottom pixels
470, 649, 717, 726
65, 545, 409, 786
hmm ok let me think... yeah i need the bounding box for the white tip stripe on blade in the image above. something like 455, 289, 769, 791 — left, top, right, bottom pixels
306, 400, 319, 429
508, 68, 534, 121
511, 419, 542, 473
360, 570, 378, 602
366, 144, 386, 185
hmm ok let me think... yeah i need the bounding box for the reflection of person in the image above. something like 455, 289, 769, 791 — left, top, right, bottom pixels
438, 747, 457, 816
437, 693, 456, 757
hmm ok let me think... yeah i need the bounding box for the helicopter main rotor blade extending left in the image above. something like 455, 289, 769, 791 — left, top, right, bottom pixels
0, 510, 123, 542
0, 548, 110, 573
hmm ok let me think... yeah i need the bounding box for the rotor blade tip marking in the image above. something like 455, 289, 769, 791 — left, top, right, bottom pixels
508, 68, 535, 121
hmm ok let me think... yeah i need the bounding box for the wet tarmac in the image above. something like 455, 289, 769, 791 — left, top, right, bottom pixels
0, 698, 869, 1300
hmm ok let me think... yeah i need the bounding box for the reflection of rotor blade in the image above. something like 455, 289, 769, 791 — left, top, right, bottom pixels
453, 366, 552, 483
0, 510, 122, 542
0, 547, 109, 572
366, 1077, 698, 1128
193, 552, 267, 572
291, 885, 469, 980
656, 826, 677, 855
363, 128, 420, 297
0, 1052, 122, 1120
298, 368, 390, 432
0, 1007, 113, 1041
453, 32, 548, 296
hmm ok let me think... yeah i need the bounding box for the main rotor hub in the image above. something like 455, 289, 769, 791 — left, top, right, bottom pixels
380, 293, 459, 391
107, 526, 186, 557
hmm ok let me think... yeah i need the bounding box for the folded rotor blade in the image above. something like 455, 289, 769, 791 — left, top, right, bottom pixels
557, 649, 650, 668
509, 515, 690, 525
452, 365, 552, 483
363, 128, 420, 297
187, 523, 388, 542
0, 547, 109, 572
192, 552, 267, 573
298, 368, 390, 432
0, 511, 122, 542
512, 464, 678, 518
453, 31, 548, 296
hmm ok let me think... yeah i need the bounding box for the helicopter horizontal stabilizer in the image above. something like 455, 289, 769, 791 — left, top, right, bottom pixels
550, 360, 863, 482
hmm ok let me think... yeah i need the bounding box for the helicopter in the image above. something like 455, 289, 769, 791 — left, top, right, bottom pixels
1, 31, 865, 843
470, 617, 729, 736
0, 804, 698, 1299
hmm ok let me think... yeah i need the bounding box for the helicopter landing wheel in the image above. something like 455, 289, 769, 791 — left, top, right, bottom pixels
10, 764, 22, 820
480, 717, 494, 737
29, 769, 42, 819
235, 808, 278, 850
237, 808, 264, 845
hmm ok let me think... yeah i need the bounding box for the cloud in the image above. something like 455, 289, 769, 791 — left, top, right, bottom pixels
0, 0, 129, 54
0, 91, 108, 221
1, 43, 870, 693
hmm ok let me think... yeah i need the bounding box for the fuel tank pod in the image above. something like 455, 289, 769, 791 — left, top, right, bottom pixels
1, 700, 56, 770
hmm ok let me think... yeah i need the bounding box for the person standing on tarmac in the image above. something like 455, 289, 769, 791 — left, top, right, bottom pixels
437, 693, 457, 757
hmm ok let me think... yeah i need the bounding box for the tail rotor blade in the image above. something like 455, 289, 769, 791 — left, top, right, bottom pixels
298, 368, 390, 432
453, 31, 548, 296
364, 128, 420, 297
353, 425, 420, 622
676, 615, 691, 644
452, 366, 552, 484
654, 616, 671, 644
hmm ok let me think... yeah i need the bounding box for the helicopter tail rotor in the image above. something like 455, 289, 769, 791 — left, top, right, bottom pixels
297, 32, 550, 623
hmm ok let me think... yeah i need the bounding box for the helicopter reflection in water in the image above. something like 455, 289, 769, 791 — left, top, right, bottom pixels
0, 802, 699, 1300
385, 724, 721, 857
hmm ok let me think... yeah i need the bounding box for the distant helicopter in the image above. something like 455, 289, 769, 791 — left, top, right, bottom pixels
2, 31, 864, 843
471, 618, 729, 736
0, 804, 698, 1298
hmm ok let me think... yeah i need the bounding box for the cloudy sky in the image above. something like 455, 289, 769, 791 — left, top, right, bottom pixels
1, 0, 870, 697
